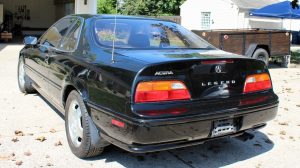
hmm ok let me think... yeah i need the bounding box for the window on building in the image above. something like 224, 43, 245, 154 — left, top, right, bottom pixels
201, 12, 211, 30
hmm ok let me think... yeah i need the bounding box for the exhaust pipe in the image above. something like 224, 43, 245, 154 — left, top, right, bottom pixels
235, 132, 255, 142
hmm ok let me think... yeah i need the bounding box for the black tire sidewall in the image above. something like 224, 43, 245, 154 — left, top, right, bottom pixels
65, 90, 93, 158
252, 48, 269, 66
17, 57, 35, 93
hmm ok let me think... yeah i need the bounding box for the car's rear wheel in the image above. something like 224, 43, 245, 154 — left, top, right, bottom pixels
65, 90, 105, 158
18, 57, 35, 93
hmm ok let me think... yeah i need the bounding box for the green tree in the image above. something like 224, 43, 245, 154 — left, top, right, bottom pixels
97, 0, 117, 14
121, 0, 185, 16
99, 0, 299, 15
292, 0, 299, 9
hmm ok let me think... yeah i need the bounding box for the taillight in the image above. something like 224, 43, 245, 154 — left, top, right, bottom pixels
135, 80, 191, 103
243, 73, 272, 93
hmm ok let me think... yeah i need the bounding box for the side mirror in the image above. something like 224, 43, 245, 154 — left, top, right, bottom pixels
24, 36, 38, 45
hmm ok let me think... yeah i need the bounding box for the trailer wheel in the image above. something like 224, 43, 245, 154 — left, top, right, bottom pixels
281, 55, 291, 68
252, 48, 269, 66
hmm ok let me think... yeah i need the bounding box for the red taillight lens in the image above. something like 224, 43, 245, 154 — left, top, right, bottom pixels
135, 81, 191, 103
243, 73, 272, 93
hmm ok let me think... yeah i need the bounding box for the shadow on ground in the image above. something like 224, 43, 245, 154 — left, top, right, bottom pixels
0, 44, 8, 52
35, 86, 274, 168
84, 132, 273, 168
268, 62, 285, 69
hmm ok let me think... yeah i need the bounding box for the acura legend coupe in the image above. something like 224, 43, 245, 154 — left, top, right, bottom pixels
18, 14, 278, 158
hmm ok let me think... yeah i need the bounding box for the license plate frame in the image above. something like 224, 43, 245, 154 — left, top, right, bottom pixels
211, 118, 237, 137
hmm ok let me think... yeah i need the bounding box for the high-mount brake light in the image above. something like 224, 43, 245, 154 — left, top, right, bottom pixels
243, 73, 272, 93
201, 60, 234, 64
135, 81, 191, 103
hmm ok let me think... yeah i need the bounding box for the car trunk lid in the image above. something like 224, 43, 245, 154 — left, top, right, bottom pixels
135, 58, 268, 101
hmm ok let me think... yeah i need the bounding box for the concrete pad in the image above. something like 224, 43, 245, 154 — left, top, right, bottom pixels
0, 44, 300, 168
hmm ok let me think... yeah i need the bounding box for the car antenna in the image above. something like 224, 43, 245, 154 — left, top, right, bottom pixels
111, 0, 119, 64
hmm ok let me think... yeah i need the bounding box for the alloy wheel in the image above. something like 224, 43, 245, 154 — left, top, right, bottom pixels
68, 100, 83, 147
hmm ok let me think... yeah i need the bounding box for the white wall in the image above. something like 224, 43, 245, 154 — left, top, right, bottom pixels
180, 0, 300, 31
245, 14, 300, 31
75, 0, 96, 14
180, 0, 239, 30
0, 0, 56, 28
247, 17, 283, 29
282, 19, 300, 31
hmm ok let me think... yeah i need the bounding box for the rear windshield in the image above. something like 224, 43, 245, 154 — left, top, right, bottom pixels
94, 18, 214, 49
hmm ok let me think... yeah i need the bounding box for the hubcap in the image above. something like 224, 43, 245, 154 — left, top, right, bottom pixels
18, 60, 25, 87
68, 100, 83, 147
257, 54, 267, 63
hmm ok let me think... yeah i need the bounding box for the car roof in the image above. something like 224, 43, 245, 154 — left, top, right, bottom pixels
68, 14, 175, 23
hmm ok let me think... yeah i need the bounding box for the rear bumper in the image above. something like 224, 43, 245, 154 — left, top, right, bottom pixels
101, 124, 265, 153
89, 99, 278, 153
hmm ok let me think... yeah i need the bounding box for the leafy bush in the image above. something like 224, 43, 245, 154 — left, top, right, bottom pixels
97, 0, 117, 14
291, 51, 300, 64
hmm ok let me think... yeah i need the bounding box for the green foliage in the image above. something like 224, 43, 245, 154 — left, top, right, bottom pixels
121, 0, 185, 16
98, 0, 298, 16
291, 51, 300, 64
291, 0, 299, 9
97, 0, 117, 14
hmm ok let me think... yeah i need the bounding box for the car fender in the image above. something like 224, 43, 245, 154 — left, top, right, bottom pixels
61, 75, 89, 108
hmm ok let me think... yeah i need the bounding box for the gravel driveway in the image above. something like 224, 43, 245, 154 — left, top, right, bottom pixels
0, 44, 300, 168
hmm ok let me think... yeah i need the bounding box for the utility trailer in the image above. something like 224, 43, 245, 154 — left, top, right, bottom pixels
192, 29, 291, 67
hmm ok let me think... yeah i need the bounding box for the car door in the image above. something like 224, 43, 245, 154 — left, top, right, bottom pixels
46, 18, 83, 106
23, 43, 50, 91
24, 20, 69, 92
29, 17, 77, 100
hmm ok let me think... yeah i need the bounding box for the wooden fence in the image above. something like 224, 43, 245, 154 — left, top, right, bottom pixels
155, 16, 181, 24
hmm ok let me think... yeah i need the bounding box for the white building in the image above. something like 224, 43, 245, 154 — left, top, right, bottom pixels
180, 0, 300, 31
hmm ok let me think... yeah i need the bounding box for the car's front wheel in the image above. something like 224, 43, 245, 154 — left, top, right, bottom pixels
65, 90, 106, 158
17, 57, 35, 93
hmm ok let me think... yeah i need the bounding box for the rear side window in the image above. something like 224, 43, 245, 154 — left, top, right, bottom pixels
39, 18, 77, 48
59, 19, 82, 51
95, 21, 131, 47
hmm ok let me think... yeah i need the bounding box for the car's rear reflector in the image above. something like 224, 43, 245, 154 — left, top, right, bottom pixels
135, 81, 191, 103
239, 96, 269, 106
243, 73, 272, 93
111, 119, 125, 128
140, 107, 188, 116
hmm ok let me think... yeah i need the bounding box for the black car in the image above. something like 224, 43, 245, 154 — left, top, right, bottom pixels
18, 14, 278, 158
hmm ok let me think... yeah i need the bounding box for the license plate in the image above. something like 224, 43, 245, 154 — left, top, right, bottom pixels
211, 119, 237, 137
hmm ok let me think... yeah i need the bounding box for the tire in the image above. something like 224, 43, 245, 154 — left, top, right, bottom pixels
281, 55, 291, 68
65, 90, 105, 158
17, 57, 35, 93
252, 48, 269, 66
